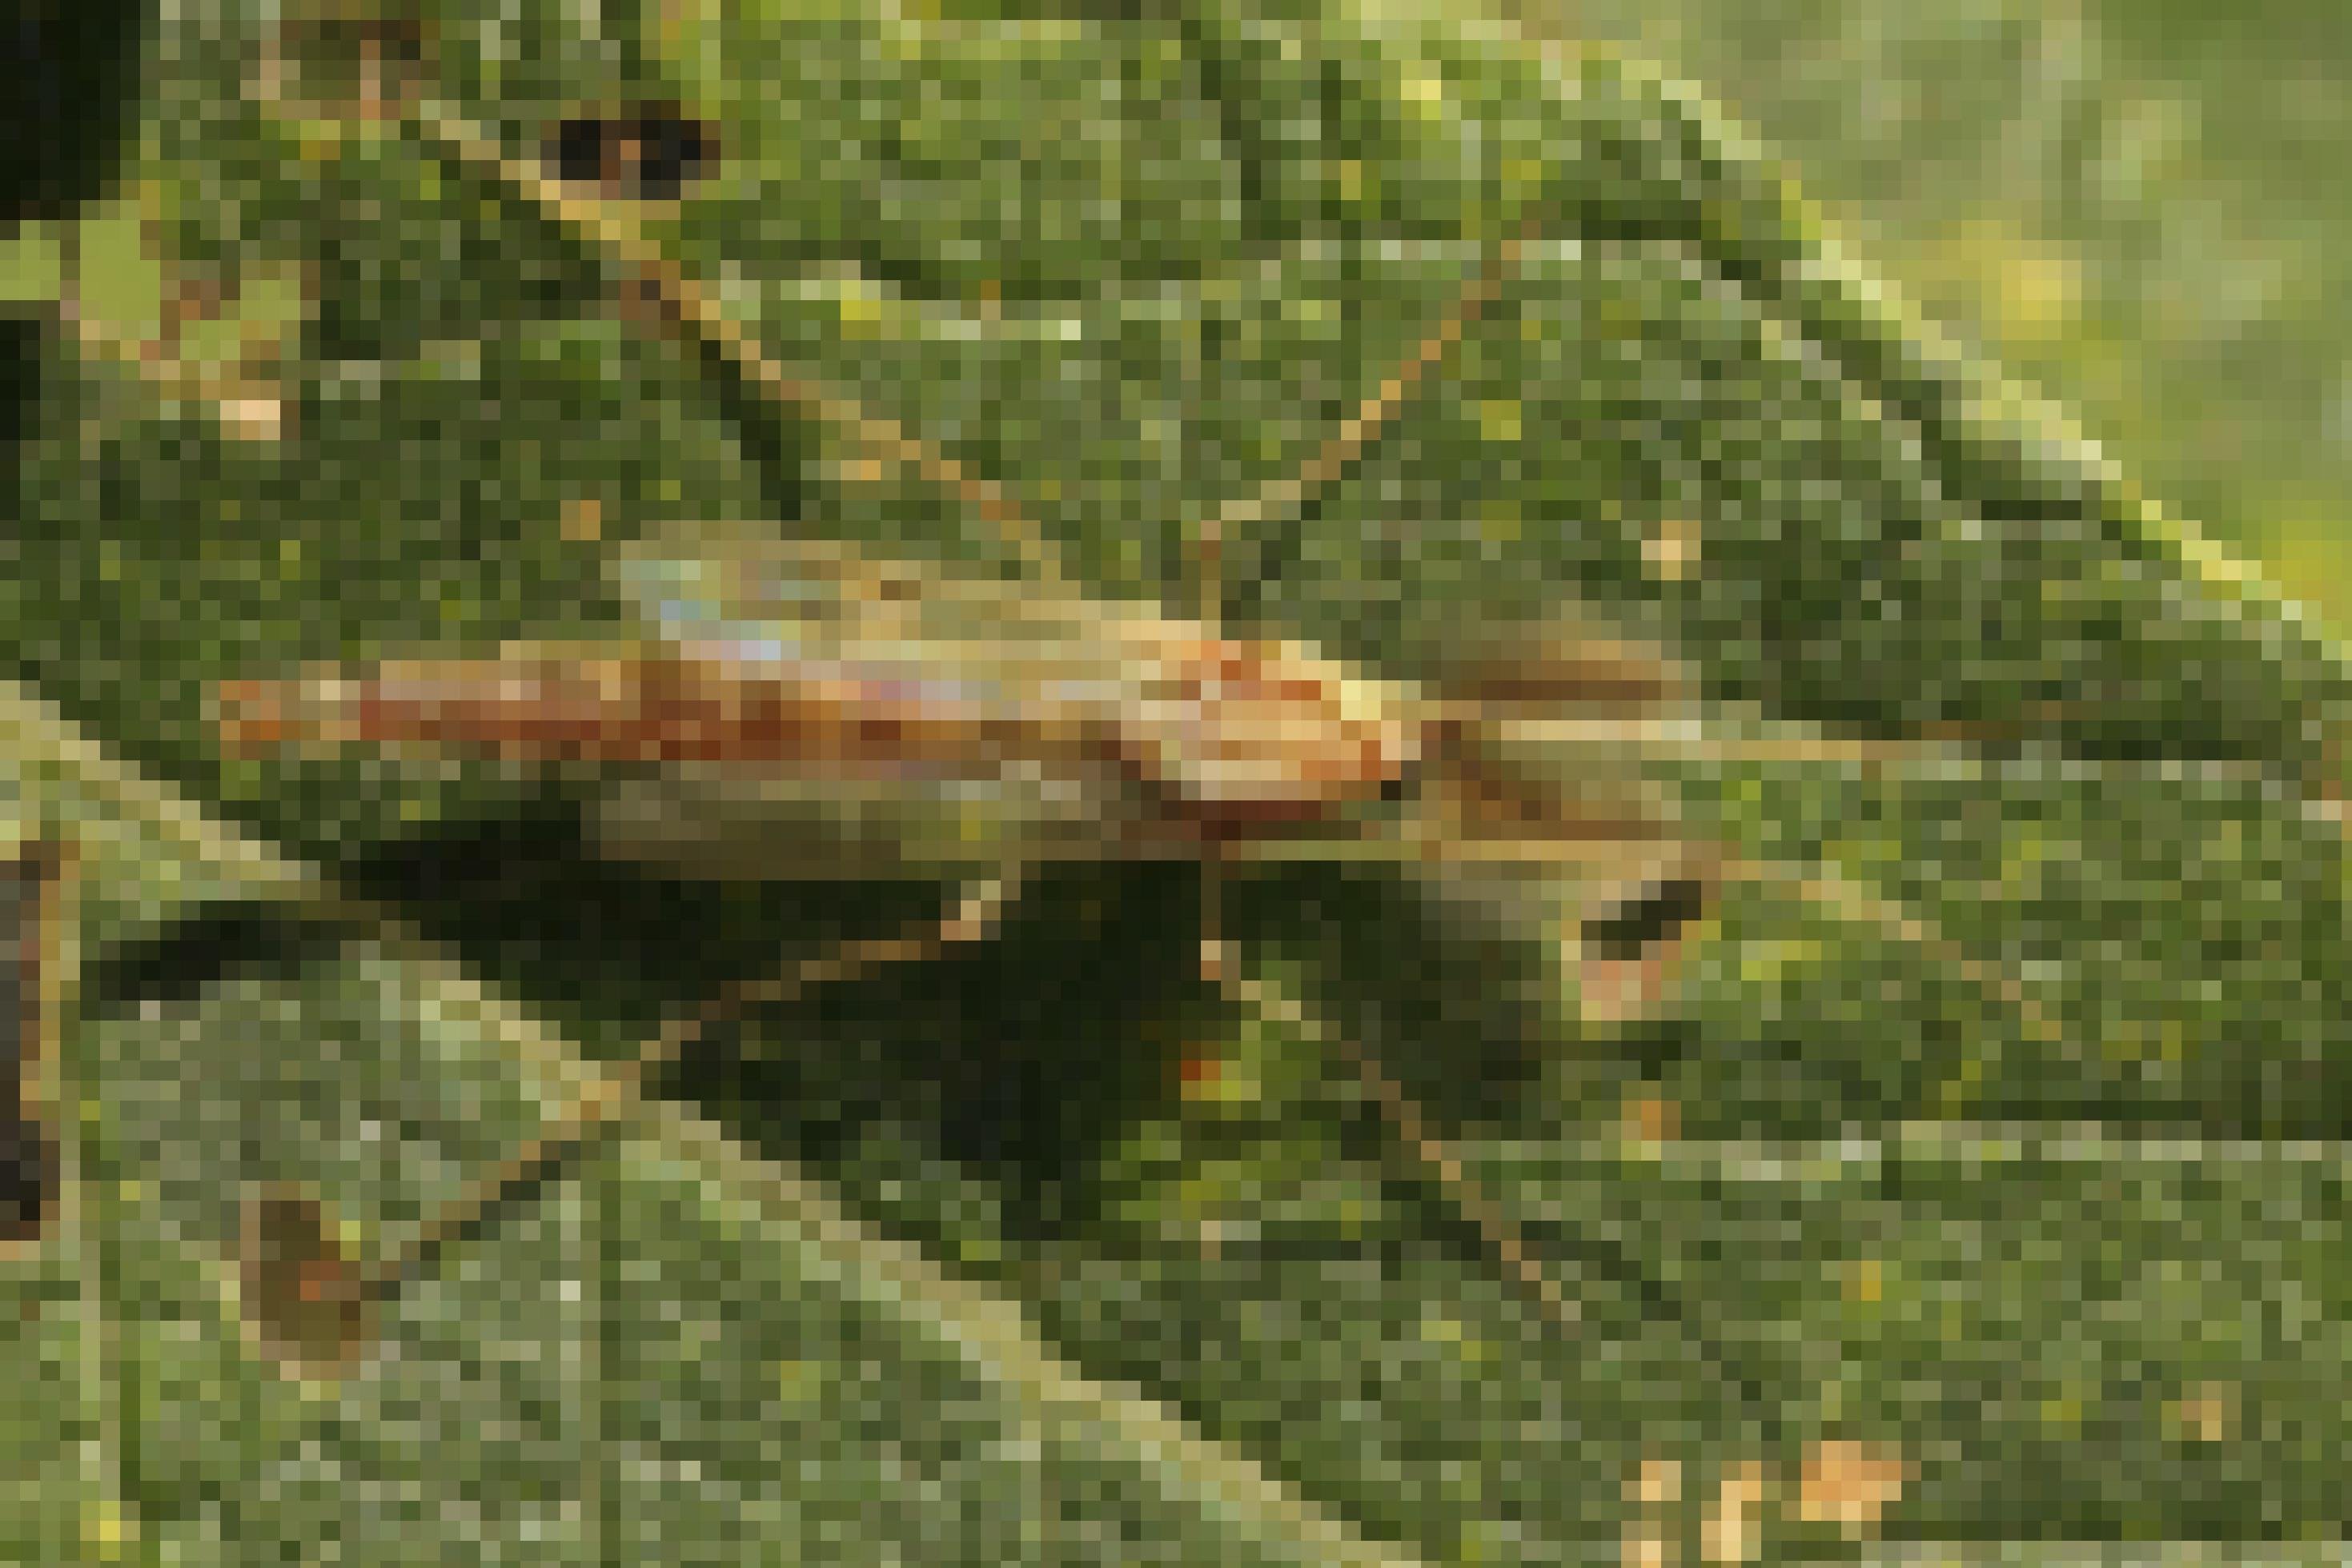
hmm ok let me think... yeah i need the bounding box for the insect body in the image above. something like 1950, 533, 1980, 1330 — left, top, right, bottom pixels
211, 522, 1733, 1033
215, 529, 1423, 849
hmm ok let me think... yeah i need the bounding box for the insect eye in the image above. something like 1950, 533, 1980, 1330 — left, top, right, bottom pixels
1581, 877, 1708, 962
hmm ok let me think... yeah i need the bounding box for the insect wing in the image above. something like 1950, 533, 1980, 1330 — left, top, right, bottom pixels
597, 527, 1159, 876
611, 524, 1424, 830
612, 524, 1138, 758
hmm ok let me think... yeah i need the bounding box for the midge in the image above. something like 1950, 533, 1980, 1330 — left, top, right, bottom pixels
211, 515, 1808, 1366
213, 519, 1790, 1028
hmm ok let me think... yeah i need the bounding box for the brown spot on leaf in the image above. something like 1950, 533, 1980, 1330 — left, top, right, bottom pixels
240, 1185, 372, 1379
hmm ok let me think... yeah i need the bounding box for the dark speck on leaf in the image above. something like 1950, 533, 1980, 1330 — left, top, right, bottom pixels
547, 106, 719, 203
0, 1114, 55, 1245
1583, 877, 1708, 962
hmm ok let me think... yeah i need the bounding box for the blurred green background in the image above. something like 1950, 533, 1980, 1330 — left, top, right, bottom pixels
1515, 0, 2352, 630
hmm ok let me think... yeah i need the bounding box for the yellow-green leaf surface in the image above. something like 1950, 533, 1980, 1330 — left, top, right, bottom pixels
7, 0, 2350, 1561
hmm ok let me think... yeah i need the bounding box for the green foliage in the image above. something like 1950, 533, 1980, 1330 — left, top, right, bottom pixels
4, 0, 2349, 1560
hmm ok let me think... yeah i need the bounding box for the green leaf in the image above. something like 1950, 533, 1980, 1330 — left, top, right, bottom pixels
6, 0, 2350, 1559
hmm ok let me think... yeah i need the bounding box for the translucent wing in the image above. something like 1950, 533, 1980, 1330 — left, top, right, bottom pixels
608, 521, 1146, 771
609, 521, 1423, 830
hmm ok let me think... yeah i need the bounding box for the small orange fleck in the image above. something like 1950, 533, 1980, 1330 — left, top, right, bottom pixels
297, 1256, 348, 1305
561, 498, 604, 543
214, 680, 291, 750
1624, 1092, 1680, 1144
1629, 1454, 1683, 1509
1645, 516, 1700, 582
2165, 1384, 2234, 1445
1795, 1440, 1909, 1535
